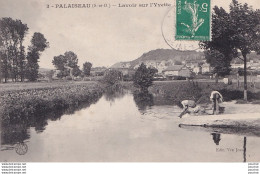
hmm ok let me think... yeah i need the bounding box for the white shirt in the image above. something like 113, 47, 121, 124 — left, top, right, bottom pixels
210, 91, 223, 102
181, 100, 196, 108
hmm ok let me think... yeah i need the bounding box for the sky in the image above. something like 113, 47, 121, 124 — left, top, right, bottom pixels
0, 0, 259, 69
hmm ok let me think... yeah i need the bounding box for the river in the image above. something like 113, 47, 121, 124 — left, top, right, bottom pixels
0, 90, 260, 162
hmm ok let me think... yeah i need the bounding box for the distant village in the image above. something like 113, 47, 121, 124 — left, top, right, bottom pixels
38, 56, 260, 82
36, 47, 260, 83
108, 59, 260, 80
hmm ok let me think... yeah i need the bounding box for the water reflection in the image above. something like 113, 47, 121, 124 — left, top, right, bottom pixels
1, 121, 29, 155
243, 137, 247, 163
133, 91, 154, 112
211, 133, 221, 145
212, 134, 247, 162
179, 124, 252, 162
103, 84, 127, 103
0, 93, 102, 155
1, 88, 259, 162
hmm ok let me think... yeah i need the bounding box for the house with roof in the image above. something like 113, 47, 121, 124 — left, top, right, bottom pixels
162, 65, 193, 79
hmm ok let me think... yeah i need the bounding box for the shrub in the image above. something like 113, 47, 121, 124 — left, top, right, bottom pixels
102, 69, 123, 86
133, 63, 157, 92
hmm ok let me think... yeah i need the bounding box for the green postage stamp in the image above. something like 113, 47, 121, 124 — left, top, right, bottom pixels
176, 0, 211, 41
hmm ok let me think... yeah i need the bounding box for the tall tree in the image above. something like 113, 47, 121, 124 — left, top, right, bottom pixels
26, 32, 49, 81
0, 18, 15, 82
229, 1, 260, 100
200, 0, 260, 101
52, 54, 68, 78
204, 49, 232, 77
0, 50, 9, 83
0, 52, 3, 82
72, 66, 82, 77
82, 61, 92, 76
9, 19, 19, 81
16, 20, 29, 81
64, 51, 78, 68
0, 18, 28, 82
52, 51, 80, 78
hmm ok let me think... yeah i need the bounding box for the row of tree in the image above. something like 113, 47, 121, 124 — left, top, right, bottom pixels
52, 51, 92, 78
0, 17, 49, 82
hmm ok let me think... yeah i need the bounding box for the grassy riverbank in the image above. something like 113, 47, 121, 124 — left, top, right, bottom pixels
0, 81, 104, 123
1, 80, 260, 123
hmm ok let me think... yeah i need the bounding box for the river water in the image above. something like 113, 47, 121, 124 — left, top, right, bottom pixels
1, 90, 260, 162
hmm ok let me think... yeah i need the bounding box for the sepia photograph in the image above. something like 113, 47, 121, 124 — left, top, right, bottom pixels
0, 0, 260, 164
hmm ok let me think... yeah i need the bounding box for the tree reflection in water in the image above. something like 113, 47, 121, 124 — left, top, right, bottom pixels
1, 121, 30, 155
211, 133, 247, 162
103, 84, 127, 103
0, 93, 102, 155
133, 91, 154, 113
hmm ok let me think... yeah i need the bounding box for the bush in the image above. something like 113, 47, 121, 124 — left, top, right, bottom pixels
133, 90, 154, 111
133, 63, 157, 92
102, 69, 123, 86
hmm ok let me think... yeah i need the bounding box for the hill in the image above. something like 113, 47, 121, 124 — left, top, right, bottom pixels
111, 49, 204, 69
112, 49, 260, 70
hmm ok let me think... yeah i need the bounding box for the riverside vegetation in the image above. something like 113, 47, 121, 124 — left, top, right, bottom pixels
122, 80, 260, 107
1, 78, 260, 125
0, 69, 125, 125
0, 82, 104, 123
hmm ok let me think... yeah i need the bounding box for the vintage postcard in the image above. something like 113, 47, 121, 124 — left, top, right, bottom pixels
0, 0, 260, 163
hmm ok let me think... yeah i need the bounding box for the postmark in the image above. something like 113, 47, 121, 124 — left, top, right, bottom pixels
176, 0, 211, 41
161, 5, 200, 51
161, 0, 211, 50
